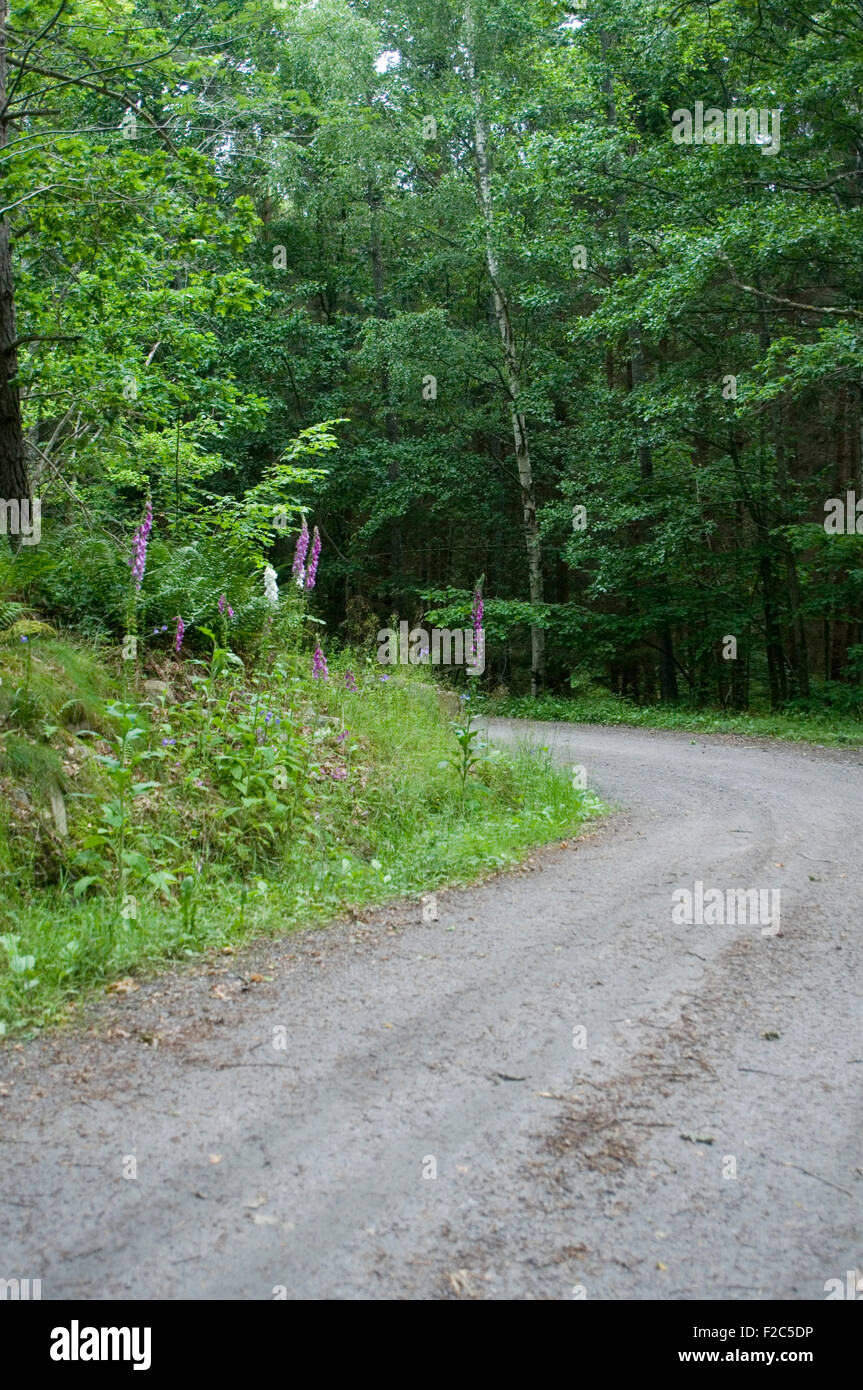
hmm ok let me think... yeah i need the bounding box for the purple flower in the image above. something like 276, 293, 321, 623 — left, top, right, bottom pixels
312, 642, 328, 681
20, 634, 28, 644
228, 604, 234, 619
292, 517, 309, 586
336, 730, 348, 743
174, 615, 184, 653
218, 593, 226, 615
380, 674, 390, 682
305, 527, 321, 590
129, 501, 153, 590
344, 668, 358, 692
161, 738, 176, 746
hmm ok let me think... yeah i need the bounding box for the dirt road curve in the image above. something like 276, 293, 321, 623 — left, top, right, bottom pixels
2, 720, 862, 1300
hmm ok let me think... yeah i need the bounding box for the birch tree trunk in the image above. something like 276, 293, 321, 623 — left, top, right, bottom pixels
465, 3, 545, 695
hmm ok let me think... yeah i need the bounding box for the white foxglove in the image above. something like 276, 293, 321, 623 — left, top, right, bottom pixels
263, 564, 279, 606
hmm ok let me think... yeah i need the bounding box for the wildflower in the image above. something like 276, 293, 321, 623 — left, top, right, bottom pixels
330, 767, 347, 780
305, 527, 321, 590
380, 673, 390, 682
292, 517, 309, 587
161, 625, 167, 633
174, 615, 184, 653
20, 634, 28, 644
344, 668, 358, 692
228, 604, 234, 619
218, 593, 226, 615
336, 730, 348, 743
161, 738, 176, 746
129, 500, 153, 590
264, 564, 279, 606
265, 711, 273, 724
312, 642, 328, 681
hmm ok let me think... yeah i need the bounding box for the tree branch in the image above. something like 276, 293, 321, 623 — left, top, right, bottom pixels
1, 333, 81, 354
718, 253, 863, 320
3, 58, 181, 153
2, 0, 69, 111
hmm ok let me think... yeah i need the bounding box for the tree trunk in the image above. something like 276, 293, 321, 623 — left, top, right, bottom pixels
774, 412, 809, 698
466, 4, 545, 696
602, 32, 677, 702
366, 175, 403, 605
0, 0, 28, 513
758, 311, 809, 700
759, 548, 787, 708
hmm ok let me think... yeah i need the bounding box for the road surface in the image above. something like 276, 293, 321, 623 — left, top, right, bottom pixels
1, 720, 861, 1299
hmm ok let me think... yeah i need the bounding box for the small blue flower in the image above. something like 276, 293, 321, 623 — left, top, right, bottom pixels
20, 635, 28, 644
161, 738, 176, 746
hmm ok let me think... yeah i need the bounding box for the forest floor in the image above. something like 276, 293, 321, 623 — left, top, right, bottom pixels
1, 719, 861, 1299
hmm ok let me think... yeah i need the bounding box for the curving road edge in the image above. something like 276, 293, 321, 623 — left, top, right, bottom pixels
1, 719, 861, 1300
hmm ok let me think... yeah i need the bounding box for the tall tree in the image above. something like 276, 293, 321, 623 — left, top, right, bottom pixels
465, 0, 545, 693
0, 0, 27, 507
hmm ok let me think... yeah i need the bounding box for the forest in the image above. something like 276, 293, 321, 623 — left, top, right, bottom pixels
1, 0, 861, 712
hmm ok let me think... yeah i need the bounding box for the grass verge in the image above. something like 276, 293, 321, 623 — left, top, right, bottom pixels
479, 690, 863, 747
0, 640, 600, 1036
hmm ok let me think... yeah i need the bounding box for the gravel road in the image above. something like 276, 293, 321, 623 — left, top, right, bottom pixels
2, 719, 862, 1300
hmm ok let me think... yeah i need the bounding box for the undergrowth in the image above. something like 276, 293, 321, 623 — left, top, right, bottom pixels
480, 690, 863, 747
0, 631, 597, 1035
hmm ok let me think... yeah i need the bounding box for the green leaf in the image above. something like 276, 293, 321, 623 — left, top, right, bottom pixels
73, 876, 104, 898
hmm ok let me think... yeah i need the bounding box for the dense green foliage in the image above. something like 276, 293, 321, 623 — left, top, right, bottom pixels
482, 689, 863, 746
3, 0, 862, 709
